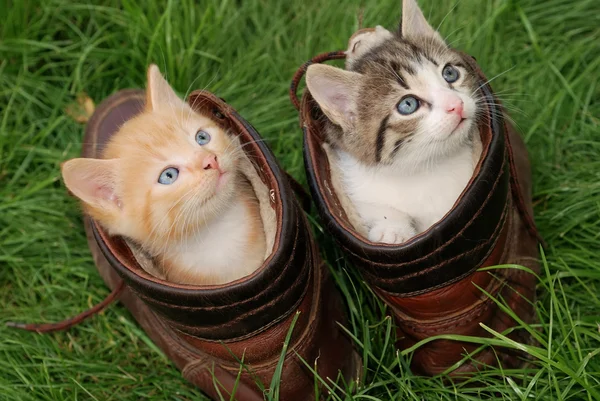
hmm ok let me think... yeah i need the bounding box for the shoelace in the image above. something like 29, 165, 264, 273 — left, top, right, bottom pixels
7, 281, 125, 333
289, 50, 346, 111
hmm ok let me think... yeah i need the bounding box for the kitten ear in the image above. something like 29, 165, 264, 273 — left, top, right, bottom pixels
346, 26, 393, 68
401, 0, 445, 43
61, 158, 122, 215
145, 64, 189, 112
306, 64, 361, 130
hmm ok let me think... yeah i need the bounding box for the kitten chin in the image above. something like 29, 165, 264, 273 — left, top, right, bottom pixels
160, 174, 266, 285
307, 0, 484, 244
62, 64, 267, 284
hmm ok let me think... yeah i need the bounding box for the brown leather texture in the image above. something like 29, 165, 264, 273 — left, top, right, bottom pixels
299, 50, 540, 376
82, 89, 359, 400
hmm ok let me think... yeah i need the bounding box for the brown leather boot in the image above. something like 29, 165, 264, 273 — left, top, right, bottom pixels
78, 89, 359, 399
292, 48, 541, 376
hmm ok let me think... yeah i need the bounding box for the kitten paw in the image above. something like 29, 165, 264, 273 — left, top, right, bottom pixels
368, 221, 416, 244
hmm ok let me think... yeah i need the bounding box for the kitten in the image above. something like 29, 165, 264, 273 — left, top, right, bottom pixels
306, 0, 483, 244
62, 65, 266, 285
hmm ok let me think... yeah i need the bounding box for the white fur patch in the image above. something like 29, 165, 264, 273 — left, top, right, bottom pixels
334, 143, 476, 243
165, 198, 258, 283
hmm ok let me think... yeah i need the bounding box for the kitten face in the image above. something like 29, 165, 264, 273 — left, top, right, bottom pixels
104, 108, 239, 244
349, 38, 480, 166
62, 65, 241, 249
306, 0, 482, 170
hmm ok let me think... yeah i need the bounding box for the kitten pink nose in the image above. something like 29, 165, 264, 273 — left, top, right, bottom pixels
445, 98, 464, 117
202, 154, 220, 171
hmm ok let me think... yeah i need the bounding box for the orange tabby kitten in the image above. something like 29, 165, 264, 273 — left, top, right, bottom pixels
62, 65, 266, 285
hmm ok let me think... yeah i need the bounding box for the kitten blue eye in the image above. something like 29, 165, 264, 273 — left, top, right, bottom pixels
442, 64, 460, 83
397, 96, 420, 115
158, 167, 179, 185
196, 130, 211, 145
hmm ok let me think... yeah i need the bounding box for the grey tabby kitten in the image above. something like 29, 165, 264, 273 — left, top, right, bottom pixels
306, 0, 484, 244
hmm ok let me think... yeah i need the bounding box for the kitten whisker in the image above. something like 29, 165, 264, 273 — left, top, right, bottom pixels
492, 89, 533, 98
443, 25, 466, 46
470, 66, 516, 97
446, 37, 465, 49
184, 70, 221, 128
436, 1, 461, 33
228, 137, 274, 154
182, 73, 208, 129
148, 185, 199, 252
157, 184, 203, 258
474, 96, 529, 118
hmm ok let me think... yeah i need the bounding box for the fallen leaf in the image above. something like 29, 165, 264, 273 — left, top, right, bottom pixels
65, 92, 95, 123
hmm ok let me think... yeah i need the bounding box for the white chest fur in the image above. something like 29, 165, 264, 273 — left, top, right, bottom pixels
336, 146, 476, 241
164, 199, 261, 284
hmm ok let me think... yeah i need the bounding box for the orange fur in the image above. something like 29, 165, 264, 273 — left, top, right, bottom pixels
163, 174, 266, 286
62, 65, 266, 285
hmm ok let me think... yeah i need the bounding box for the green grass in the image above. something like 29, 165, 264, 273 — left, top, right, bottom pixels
1, 0, 599, 399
